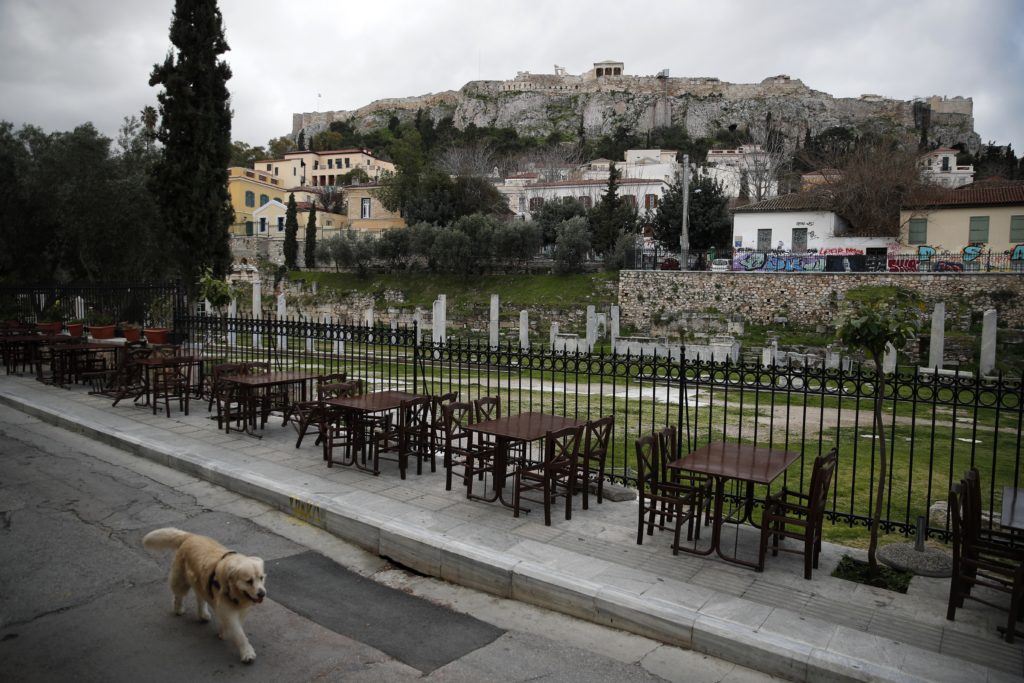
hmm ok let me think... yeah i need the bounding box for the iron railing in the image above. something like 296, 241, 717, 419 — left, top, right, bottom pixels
177, 312, 1024, 544
0, 282, 182, 330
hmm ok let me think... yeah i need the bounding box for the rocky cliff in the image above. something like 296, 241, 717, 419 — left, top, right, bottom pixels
293, 67, 980, 154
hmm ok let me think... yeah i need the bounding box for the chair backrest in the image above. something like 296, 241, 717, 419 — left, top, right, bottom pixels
431, 391, 459, 427
474, 396, 501, 423
948, 482, 966, 564
656, 425, 678, 482
807, 448, 839, 520
400, 396, 432, 435
634, 434, 659, 493
544, 424, 584, 472
441, 401, 474, 451
244, 361, 271, 375
316, 372, 347, 390
584, 416, 613, 461
318, 381, 359, 402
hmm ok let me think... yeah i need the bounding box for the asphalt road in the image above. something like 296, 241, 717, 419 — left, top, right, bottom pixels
0, 402, 774, 683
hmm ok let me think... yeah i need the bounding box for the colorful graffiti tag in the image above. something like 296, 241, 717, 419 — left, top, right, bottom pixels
733, 253, 826, 272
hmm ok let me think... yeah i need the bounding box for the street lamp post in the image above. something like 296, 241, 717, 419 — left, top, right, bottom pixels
679, 154, 689, 270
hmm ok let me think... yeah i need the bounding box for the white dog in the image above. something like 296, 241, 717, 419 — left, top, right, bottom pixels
143, 527, 267, 663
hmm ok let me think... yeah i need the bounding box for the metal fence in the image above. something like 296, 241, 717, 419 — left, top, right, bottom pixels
0, 282, 183, 330
177, 312, 1024, 544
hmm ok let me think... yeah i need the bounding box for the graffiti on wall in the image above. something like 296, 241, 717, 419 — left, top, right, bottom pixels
885, 244, 1024, 272
733, 252, 826, 272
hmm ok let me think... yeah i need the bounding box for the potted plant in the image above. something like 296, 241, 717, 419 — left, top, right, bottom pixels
88, 311, 116, 340
66, 320, 86, 338
145, 296, 174, 345
36, 320, 63, 335
119, 322, 142, 343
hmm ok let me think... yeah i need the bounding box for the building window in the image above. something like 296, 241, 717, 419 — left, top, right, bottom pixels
1010, 215, 1024, 243
361, 197, 371, 219
259, 217, 266, 233
292, 167, 296, 176
244, 191, 255, 208
245, 221, 253, 236
757, 229, 772, 252
266, 164, 272, 171
277, 217, 285, 232
908, 218, 927, 244
941, 156, 950, 172
518, 197, 526, 212
327, 159, 333, 169
345, 158, 350, 168
579, 196, 592, 209
968, 216, 990, 243
529, 197, 545, 211
259, 194, 269, 206
621, 195, 637, 208
791, 228, 807, 252
644, 194, 658, 210
313, 160, 319, 170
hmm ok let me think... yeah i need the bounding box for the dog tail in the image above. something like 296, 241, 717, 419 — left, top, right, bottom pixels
143, 527, 191, 551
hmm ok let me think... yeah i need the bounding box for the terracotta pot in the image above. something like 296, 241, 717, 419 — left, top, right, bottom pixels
123, 326, 142, 343
90, 324, 116, 340
66, 323, 84, 338
36, 321, 62, 335
144, 328, 169, 344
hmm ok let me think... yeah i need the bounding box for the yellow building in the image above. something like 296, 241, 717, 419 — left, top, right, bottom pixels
253, 149, 395, 189
226, 167, 288, 236
342, 183, 406, 235
899, 183, 1024, 254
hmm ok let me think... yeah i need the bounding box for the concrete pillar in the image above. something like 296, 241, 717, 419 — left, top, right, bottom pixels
980, 309, 997, 376
432, 295, 447, 344
311, 281, 318, 295
413, 308, 423, 345
883, 342, 897, 373
252, 281, 262, 349
929, 302, 945, 370
762, 340, 778, 366
364, 306, 374, 328
610, 305, 620, 348
73, 296, 85, 321
332, 315, 345, 356
585, 305, 597, 351
519, 310, 529, 349
227, 299, 237, 346
276, 293, 287, 350
489, 294, 500, 350
550, 322, 559, 349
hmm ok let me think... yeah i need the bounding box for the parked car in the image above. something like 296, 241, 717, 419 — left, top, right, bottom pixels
710, 258, 731, 272
659, 258, 680, 271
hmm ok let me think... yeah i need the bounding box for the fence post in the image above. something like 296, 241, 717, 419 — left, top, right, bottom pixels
412, 320, 419, 394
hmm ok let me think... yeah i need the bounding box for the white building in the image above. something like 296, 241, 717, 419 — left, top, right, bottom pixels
703, 144, 778, 200
918, 148, 975, 188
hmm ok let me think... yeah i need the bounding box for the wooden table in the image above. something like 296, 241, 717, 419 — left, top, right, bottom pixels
465, 412, 586, 509
132, 355, 196, 415
219, 370, 316, 436
45, 342, 121, 387
325, 390, 424, 471
668, 441, 800, 569
1001, 487, 1024, 531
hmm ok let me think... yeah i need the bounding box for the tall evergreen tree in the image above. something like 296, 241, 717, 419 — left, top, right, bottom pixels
304, 202, 317, 268
149, 0, 233, 288
283, 192, 299, 269
588, 163, 636, 254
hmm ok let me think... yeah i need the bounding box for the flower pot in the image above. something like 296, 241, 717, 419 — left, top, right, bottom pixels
90, 324, 116, 340
122, 326, 142, 343
144, 328, 169, 344
36, 321, 62, 335
66, 323, 84, 338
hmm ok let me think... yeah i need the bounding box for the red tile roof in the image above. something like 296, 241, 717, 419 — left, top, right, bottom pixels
903, 183, 1024, 209
732, 191, 834, 213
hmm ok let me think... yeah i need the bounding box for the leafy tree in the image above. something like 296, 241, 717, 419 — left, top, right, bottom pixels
553, 217, 591, 274
430, 227, 474, 274
836, 291, 921, 574
229, 140, 267, 168
651, 171, 730, 252
536, 198, 587, 246
149, 0, 234, 288
304, 202, 317, 268
267, 136, 294, 158
316, 233, 349, 272
296, 129, 305, 151
283, 193, 299, 269
493, 221, 542, 271
375, 229, 411, 271
450, 176, 508, 218
588, 163, 636, 254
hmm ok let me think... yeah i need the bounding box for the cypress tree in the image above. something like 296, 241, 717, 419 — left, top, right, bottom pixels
149, 0, 233, 288
283, 192, 299, 269
304, 202, 317, 269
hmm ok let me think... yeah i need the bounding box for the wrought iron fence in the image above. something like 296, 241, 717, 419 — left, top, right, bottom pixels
0, 282, 183, 330
179, 312, 1024, 544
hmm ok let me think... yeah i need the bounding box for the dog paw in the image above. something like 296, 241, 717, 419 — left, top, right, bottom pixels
240, 648, 256, 664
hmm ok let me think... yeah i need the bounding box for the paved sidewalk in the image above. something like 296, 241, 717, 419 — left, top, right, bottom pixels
1, 375, 1021, 682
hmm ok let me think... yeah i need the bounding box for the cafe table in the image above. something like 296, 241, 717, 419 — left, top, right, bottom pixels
668, 441, 800, 569
324, 390, 424, 471
465, 412, 586, 510
219, 370, 317, 436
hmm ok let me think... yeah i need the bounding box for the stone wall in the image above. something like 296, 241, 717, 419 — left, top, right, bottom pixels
618, 271, 1024, 330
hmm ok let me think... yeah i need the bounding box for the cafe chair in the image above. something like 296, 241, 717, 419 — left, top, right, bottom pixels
513, 424, 584, 526
289, 372, 347, 448
577, 416, 613, 509
104, 347, 153, 406
947, 478, 1024, 642
635, 432, 703, 549
210, 362, 249, 433
372, 396, 432, 479
658, 426, 712, 531
757, 447, 838, 579
151, 357, 192, 417
440, 401, 488, 491
320, 381, 365, 467
430, 391, 459, 466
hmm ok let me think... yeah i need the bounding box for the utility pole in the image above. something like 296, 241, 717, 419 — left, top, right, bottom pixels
680, 154, 690, 270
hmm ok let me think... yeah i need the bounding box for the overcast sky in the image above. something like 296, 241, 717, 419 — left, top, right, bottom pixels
1, 0, 1021, 153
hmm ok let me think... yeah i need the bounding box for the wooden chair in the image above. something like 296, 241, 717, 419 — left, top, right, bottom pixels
658, 426, 712, 531
210, 362, 248, 432
320, 381, 365, 467
947, 479, 1024, 642
757, 447, 838, 579
439, 401, 485, 491
151, 357, 192, 417
635, 432, 702, 548
430, 391, 459, 469
106, 347, 153, 407
513, 424, 584, 525
372, 396, 432, 479
577, 416, 613, 509
289, 372, 347, 448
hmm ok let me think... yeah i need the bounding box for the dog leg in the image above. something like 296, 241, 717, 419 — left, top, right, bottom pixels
218, 611, 255, 663
169, 570, 190, 617
197, 598, 211, 622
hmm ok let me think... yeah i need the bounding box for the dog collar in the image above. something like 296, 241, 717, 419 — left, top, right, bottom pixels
208, 550, 239, 600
